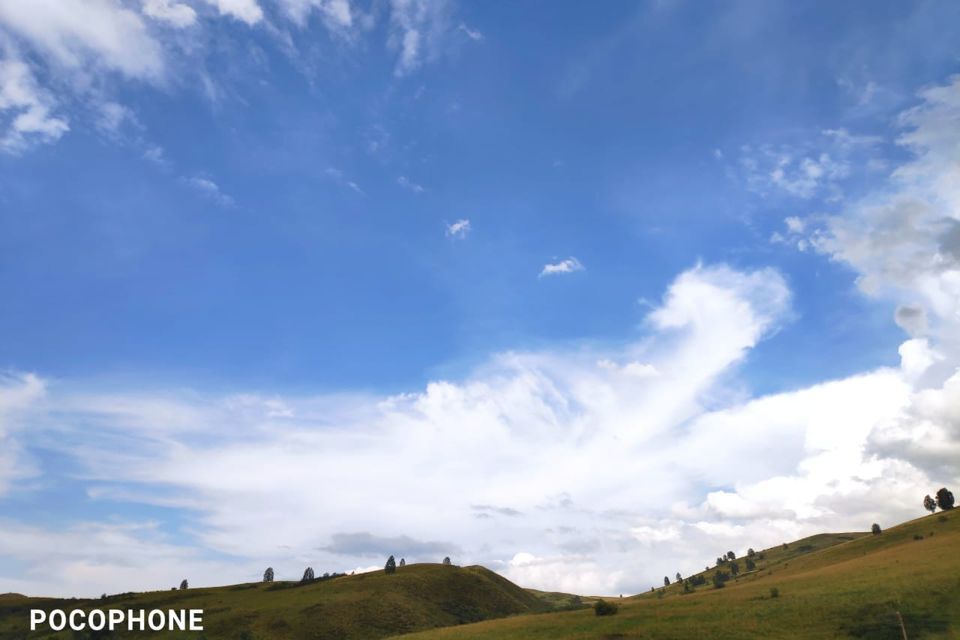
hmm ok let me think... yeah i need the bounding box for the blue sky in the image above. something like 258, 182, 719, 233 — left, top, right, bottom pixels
1, 0, 960, 597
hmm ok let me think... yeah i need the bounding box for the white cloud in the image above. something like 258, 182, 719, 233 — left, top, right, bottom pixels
2, 256, 956, 598
0, 0, 471, 158
0, 54, 69, 153
142, 0, 197, 28
445, 218, 471, 238
325, 167, 364, 194
539, 257, 584, 277
185, 176, 234, 206
457, 23, 482, 41
806, 77, 960, 342
397, 175, 425, 193
736, 126, 884, 201
203, 0, 263, 25
740, 146, 848, 199
278, 0, 353, 31
387, 0, 452, 76
142, 144, 167, 165
0, 372, 46, 496
0, 264, 823, 598
0, 0, 165, 79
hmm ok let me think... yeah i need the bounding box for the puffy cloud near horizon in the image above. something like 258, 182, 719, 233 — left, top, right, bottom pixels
2, 259, 947, 599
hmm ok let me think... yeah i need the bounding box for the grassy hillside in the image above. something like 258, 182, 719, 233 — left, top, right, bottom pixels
399, 509, 960, 640
0, 564, 552, 640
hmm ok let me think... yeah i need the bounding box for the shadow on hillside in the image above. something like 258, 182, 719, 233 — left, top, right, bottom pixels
841, 602, 950, 639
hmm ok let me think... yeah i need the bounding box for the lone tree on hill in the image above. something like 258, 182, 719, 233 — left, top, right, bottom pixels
729, 562, 739, 576
712, 572, 727, 589
385, 555, 397, 574
745, 558, 756, 571
263, 567, 274, 583
726, 551, 736, 560
924, 494, 937, 513
716, 557, 724, 566
663, 576, 670, 587
871, 523, 882, 535
936, 487, 955, 510
675, 572, 682, 583
301, 567, 315, 582
442, 556, 452, 566
399, 558, 406, 567
179, 579, 188, 590
747, 548, 756, 557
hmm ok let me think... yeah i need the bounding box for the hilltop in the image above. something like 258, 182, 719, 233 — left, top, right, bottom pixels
400, 508, 960, 639
0, 564, 554, 640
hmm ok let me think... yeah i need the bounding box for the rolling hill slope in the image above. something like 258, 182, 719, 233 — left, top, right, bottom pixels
398, 509, 960, 640
0, 564, 551, 640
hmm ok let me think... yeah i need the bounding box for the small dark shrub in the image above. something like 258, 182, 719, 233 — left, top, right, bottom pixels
769, 587, 779, 598
594, 599, 619, 616
871, 523, 881, 535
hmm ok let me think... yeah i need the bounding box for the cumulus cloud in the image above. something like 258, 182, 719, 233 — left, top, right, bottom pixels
0, 264, 821, 598
2, 256, 955, 598
539, 257, 584, 277
445, 218, 471, 238
806, 77, 960, 346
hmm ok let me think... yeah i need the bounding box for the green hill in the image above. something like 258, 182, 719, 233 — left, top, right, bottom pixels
0, 564, 552, 640
398, 509, 960, 639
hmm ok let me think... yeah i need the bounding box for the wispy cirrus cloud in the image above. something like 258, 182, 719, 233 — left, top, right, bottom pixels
397, 175, 425, 193
185, 176, 234, 206
0, 54, 69, 153
0, 0, 473, 154
325, 167, 364, 194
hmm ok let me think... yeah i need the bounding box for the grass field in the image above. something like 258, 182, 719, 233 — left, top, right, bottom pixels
400, 509, 960, 640
2, 509, 957, 639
